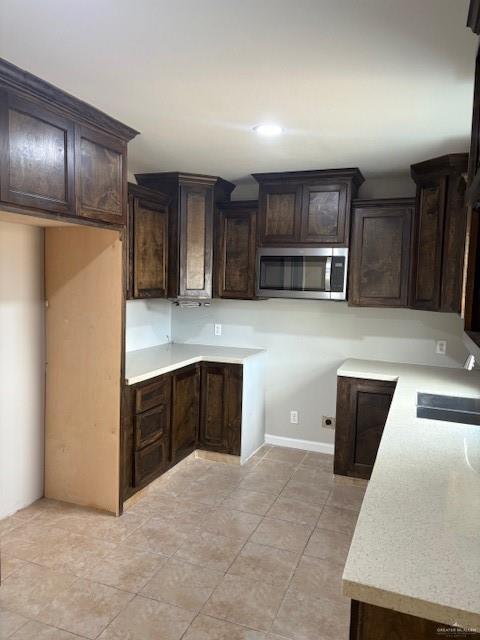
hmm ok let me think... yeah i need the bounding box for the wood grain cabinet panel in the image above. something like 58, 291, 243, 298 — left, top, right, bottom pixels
171, 364, 201, 463
350, 600, 480, 640
0, 94, 74, 213
134, 437, 168, 488
253, 169, 364, 247
349, 199, 414, 307
199, 363, 242, 455
334, 376, 396, 480
410, 154, 468, 312
75, 125, 126, 225
215, 201, 257, 299
128, 183, 170, 299
134, 172, 235, 300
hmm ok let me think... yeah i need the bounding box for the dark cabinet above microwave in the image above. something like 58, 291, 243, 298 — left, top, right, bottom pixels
135, 172, 235, 301
252, 168, 364, 247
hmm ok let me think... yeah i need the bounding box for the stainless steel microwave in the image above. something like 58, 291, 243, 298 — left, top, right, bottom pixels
256, 247, 348, 300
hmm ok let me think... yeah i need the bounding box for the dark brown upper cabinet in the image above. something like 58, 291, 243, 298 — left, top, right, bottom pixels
128, 183, 170, 299
0, 58, 138, 226
410, 154, 468, 313
135, 172, 235, 300
215, 200, 257, 299
252, 168, 364, 247
349, 199, 414, 308
199, 362, 242, 455
334, 376, 396, 480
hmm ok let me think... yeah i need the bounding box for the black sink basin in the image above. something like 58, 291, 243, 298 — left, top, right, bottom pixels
417, 392, 480, 426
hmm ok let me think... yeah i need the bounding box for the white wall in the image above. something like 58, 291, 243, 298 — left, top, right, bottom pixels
126, 299, 172, 352
0, 221, 45, 518
172, 299, 467, 447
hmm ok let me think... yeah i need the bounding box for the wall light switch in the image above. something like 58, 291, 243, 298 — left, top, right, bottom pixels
436, 340, 447, 355
214, 324, 222, 336
290, 410, 298, 424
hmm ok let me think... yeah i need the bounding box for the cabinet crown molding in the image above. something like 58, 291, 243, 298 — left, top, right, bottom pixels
410, 153, 469, 181
135, 171, 235, 194
251, 167, 365, 188
0, 57, 139, 142
128, 182, 171, 206
352, 197, 415, 208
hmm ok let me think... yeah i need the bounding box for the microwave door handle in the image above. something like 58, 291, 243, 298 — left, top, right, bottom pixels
325, 257, 332, 292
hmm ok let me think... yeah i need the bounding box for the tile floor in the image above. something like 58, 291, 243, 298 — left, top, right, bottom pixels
0, 445, 366, 640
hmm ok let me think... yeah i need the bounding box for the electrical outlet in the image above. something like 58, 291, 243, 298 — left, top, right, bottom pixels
322, 416, 336, 430
290, 410, 298, 424
214, 324, 222, 336
436, 340, 447, 355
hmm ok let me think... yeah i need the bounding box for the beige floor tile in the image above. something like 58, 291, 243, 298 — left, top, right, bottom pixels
0, 563, 77, 618
221, 489, 277, 516
289, 555, 346, 605
250, 518, 313, 553
79, 544, 167, 592
266, 497, 322, 527
227, 542, 298, 587
271, 590, 349, 640
123, 517, 197, 556
200, 509, 261, 542
140, 557, 222, 612
203, 574, 286, 632
0, 555, 27, 581
174, 530, 243, 572
98, 595, 194, 640
300, 452, 333, 471
264, 448, 306, 465
253, 460, 296, 481
291, 466, 334, 488
0, 607, 28, 639
0, 524, 68, 562
316, 505, 358, 537
252, 444, 272, 458
10, 620, 83, 639
55, 512, 146, 544
239, 472, 288, 496
32, 533, 117, 576
304, 527, 352, 565
0, 517, 24, 538
279, 481, 330, 508
36, 578, 133, 639
327, 484, 365, 512
183, 614, 266, 640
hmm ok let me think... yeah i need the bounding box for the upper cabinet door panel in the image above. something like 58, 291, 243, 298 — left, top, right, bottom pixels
259, 183, 302, 244
133, 197, 168, 298
179, 184, 213, 298
75, 125, 126, 224
411, 179, 446, 310
217, 206, 257, 299
301, 183, 348, 244
1, 94, 74, 213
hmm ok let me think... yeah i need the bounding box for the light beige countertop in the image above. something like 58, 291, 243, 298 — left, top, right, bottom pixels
338, 359, 480, 630
125, 342, 265, 385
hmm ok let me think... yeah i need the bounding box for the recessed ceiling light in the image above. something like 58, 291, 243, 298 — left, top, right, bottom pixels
253, 123, 283, 136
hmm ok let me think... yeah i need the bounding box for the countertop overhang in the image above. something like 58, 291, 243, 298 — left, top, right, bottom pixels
338, 359, 480, 630
125, 342, 265, 385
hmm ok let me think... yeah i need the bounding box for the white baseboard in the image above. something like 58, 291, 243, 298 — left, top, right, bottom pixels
265, 434, 334, 456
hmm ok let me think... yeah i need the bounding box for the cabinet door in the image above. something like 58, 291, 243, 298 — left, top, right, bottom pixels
300, 182, 348, 244
171, 365, 200, 462
178, 184, 213, 298
133, 437, 168, 488
0, 92, 74, 214
349, 205, 413, 307
258, 183, 302, 245
199, 363, 242, 455
75, 124, 126, 225
131, 196, 168, 298
217, 207, 257, 299
410, 179, 446, 310
334, 377, 395, 479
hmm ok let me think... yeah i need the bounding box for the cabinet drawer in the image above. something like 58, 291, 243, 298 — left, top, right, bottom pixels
135, 376, 170, 414
134, 437, 167, 488
135, 404, 168, 450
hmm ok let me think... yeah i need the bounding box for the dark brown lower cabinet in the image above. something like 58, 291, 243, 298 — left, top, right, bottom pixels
123, 361, 243, 499
334, 376, 396, 480
171, 364, 201, 464
199, 362, 242, 455
350, 600, 480, 640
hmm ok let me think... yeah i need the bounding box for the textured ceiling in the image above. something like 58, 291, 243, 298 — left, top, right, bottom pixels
0, 0, 477, 191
